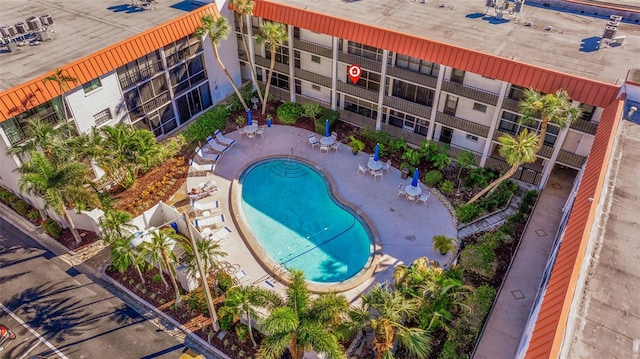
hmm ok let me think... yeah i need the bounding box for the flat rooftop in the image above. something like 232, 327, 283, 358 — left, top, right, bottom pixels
271, 0, 640, 86
0, 0, 203, 92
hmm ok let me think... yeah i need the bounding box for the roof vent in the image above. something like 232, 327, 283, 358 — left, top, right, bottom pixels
545, 25, 553, 31
26, 16, 42, 31
0, 25, 17, 38
14, 22, 28, 34
525, 21, 533, 27
39, 14, 54, 26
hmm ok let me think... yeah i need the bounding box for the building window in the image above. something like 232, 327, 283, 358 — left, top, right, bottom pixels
295, 79, 301, 94
169, 54, 207, 96
311, 55, 321, 64
473, 103, 487, 113
265, 45, 289, 65
347, 41, 384, 62
93, 109, 112, 126
117, 50, 164, 90
311, 84, 321, 91
395, 54, 439, 77
124, 74, 170, 122
499, 110, 559, 147
83, 78, 102, 93
392, 80, 434, 106
444, 95, 459, 116
350, 69, 381, 92
508, 85, 526, 100
270, 72, 289, 90
1, 97, 68, 145
164, 34, 203, 68
579, 103, 596, 122
344, 96, 377, 119
387, 109, 428, 135
466, 134, 479, 142
451, 68, 465, 84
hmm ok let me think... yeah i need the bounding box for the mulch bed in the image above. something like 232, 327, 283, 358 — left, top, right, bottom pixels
55, 228, 100, 251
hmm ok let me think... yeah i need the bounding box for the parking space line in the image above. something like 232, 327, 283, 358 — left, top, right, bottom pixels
0, 302, 70, 359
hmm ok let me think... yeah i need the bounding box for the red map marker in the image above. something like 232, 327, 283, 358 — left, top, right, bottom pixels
348, 64, 362, 84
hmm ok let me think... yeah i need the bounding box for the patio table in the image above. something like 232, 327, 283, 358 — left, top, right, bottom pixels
244, 124, 258, 138
367, 159, 383, 171
405, 184, 421, 200
320, 136, 335, 146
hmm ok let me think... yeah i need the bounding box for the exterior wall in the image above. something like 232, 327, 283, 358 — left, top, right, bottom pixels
299, 29, 332, 48
300, 81, 331, 104
299, 51, 332, 78
455, 97, 495, 126
66, 72, 126, 134
463, 72, 502, 94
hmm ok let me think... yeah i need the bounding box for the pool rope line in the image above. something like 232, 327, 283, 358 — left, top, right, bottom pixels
277, 218, 357, 265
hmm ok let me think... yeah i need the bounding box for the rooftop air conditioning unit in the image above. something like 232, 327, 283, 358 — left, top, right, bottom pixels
603, 27, 617, 39
514, 0, 525, 13
26, 16, 42, 31
14, 22, 28, 34
1, 25, 17, 38
486, 0, 496, 7
40, 15, 54, 26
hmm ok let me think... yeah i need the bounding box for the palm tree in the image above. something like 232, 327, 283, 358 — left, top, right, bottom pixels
431, 235, 457, 256
43, 68, 77, 121
350, 284, 431, 359
176, 236, 226, 278
393, 257, 440, 298
140, 230, 183, 306
18, 151, 101, 244
467, 129, 539, 204
220, 285, 280, 348
519, 88, 582, 153
100, 209, 137, 243
110, 234, 147, 284
196, 14, 249, 112
257, 270, 348, 359
256, 21, 288, 115
231, 0, 264, 106
6, 118, 75, 164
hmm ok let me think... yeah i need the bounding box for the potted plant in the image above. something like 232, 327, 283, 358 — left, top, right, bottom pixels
348, 135, 365, 155
399, 162, 412, 179
432, 234, 457, 255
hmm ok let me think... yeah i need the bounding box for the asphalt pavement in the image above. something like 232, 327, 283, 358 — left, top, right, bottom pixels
0, 216, 188, 359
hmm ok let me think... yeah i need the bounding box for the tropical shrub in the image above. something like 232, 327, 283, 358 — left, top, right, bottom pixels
464, 167, 497, 188
425, 170, 444, 187
432, 152, 451, 171
519, 190, 539, 213
360, 127, 393, 145
12, 199, 31, 216
182, 105, 230, 143
187, 287, 210, 313
478, 180, 517, 212
43, 218, 63, 238
277, 101, 301, 124
0, 187, 20, 205
27, 210, 40, 222
432, 234, 457, 255
440, 180, 455, 195
402, 148, 422, 168
419, 139, 440, 161
216, 271, 234, 292
388, 136, 407, 152
300, 102, 322, 121
455, 203, 482, 223
459, 243, 496, 279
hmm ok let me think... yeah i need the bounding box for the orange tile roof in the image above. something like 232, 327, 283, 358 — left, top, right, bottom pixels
251, 0, 620, 108
524, 98, 625, 358
0, 4, 219, 122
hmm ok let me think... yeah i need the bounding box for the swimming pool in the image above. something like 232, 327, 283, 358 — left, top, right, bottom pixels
238, 158, 374, 283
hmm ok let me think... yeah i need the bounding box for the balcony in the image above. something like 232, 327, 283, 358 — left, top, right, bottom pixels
383, 96, 431, 119
441, 81, 499, 106
294, 68, 332, 88
386, 66, 437, 89
493, 130, 554, 158
569, 120, 598, 135
435, 112, 490, 138
254, 55, 289, 74
502, 97, 520, 112
336, 82, 379, 103
557, 150, 587, 168
337, 52, 381, 72
338, 109, 376, 128
293, 38, 332, 58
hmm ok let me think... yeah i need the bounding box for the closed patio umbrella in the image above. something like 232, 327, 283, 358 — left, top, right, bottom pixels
325, 119, 330, 137
411, 168, 419, 187
374, 143, 380, 162
247, 110, 252, 126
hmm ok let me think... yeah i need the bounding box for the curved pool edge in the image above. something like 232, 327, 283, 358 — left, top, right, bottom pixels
229, 155, 382, 293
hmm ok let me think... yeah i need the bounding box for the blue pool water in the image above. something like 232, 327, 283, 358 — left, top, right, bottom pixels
239, 158, 373, 283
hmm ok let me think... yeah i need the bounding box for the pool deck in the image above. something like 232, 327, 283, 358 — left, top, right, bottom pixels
187, 124, 456, 303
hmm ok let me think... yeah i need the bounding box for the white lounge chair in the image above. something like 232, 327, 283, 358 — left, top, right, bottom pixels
194, 214, 225, 229
195, 147, 220, 162
210, 226, 232, 241
189, 159, 216, 174
205, 136, 230, 155
193, 200, 220, 211
308, 134, 319, 148
214, 129, 236, 147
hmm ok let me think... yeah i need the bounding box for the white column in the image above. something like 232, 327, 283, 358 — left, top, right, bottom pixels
480, 80, 509, 167
539, 124, 570, 189
331, 36, 338, 110
288, 25, 296, 102
245, 13, 257, 89
375, 49, 389, 131
427, 65, 446, 140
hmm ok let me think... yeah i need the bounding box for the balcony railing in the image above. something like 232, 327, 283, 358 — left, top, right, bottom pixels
293, 38, 332, 58
338, 109, 377, 128
337, 52, 381, 72
294, 68, 332, 88
386, 66, 437, 89
336, 82, 379, 103
435, 112, 490, 138
557, 150, 587, 168
441, 80, 499, 106
569, 120, 598, 135
383, 96, 431, 119
502, 97, 520, 112
254, 55, 289, 74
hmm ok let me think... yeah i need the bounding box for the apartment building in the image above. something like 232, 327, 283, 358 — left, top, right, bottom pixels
1, 0, 639, 357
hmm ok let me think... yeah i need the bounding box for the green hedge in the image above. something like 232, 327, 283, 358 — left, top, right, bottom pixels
12, 199, 31, 216
0, 187, 20, 205
456, 203, 482, 224
182, 105, 230, 143
313, 108, 340, 134
277, 102, 301, 124
43, 218, 62, 238
424, 170, 443, 187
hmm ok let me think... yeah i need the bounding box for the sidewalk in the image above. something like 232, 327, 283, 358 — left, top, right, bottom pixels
473, 167, 575, 358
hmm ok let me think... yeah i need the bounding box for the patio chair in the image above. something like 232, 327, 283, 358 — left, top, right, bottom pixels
214, 129, 236, 147
320, 144, 330, 154
396, 183, 407, 198
256, 125, 266, 138
372, 170, 384, 182
330, 141, 340, 152
331, 131, 338, 139
189, 159, 216, 174
308, 134, 319, 148
210, 226, 233, 241
381, 159, 391, 173
205, 136, 230, 155
237, 125, 248, 138
358, 164, 367, 176
193, 199, 220, 212
195, 147, 220, 162
416, 192, 430, 206
194, 214, 225, 230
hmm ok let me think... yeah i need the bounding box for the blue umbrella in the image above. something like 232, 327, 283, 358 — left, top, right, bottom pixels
411, 168, 419, 187
374, 143, 380, 162
247, 110, 252, 126
325, 119, 330, 137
